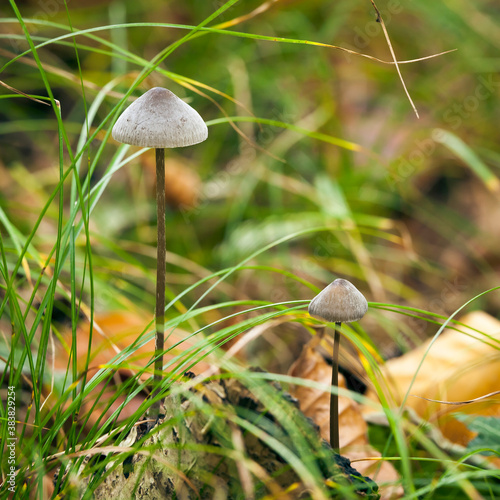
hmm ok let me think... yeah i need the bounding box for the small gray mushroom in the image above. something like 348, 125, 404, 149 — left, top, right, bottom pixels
112, 87, 207, 148
308, 278, 368, 324
308, 278, 368, 450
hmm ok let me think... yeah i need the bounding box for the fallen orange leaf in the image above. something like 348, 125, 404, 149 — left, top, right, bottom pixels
365, 311, 500, 449
56, 310, 210, 376
52, 310, 210, 426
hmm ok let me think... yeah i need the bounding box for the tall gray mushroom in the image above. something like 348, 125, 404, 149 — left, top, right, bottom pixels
308, 278, 368, 450
112, 87, 207, 419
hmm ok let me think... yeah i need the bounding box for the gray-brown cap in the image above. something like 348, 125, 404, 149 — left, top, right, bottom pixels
112, 87, 208, 148
308, 278, 368, 323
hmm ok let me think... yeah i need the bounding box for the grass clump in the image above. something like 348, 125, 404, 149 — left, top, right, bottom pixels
1, 0, 500, 498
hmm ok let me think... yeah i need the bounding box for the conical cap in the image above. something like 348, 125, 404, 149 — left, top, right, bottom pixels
308, 278, 368, 323
112, 87, 208, 148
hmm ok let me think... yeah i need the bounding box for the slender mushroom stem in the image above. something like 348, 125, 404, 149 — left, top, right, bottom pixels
111, 88, 207, 426
152, 147, 166, 420
330, 321, 341, 451
309, 279, 367, 450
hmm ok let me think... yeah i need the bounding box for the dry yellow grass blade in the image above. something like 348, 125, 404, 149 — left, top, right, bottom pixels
0, 79, 50, 106
369, 0, 419, 118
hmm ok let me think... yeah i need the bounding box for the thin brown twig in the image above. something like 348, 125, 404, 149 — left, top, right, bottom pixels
369, 0, 420, 118
0, 79, 50, 106
210, 0, 455, 70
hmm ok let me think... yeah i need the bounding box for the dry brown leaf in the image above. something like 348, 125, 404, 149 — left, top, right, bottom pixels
56, 310, 209, 376
288, 336, 403, 499
51, 311, 210, 426
365, 311, 500, 449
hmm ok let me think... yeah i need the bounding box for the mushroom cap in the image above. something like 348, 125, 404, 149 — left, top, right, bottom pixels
112, 87, 208, 148
308, 278, 368, 323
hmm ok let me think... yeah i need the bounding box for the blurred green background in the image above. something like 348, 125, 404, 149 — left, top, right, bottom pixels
1, 0, 500, 360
